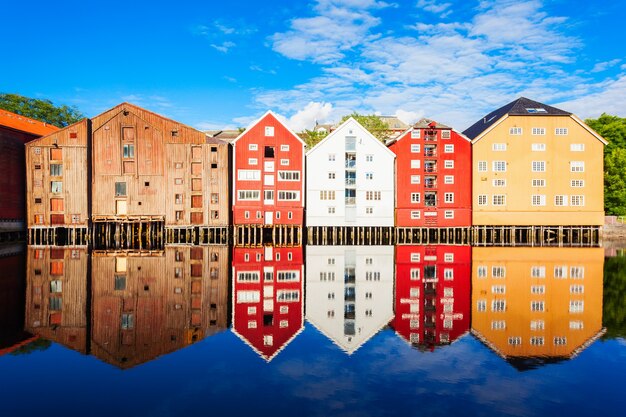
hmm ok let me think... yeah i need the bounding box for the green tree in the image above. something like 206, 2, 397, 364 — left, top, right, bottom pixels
604, 148, 626, 216
602, 255, 626, 339
340, 112, 391, 141
10, 338, 52, 355
299, 129, 329, 148
0, 93, 84, 128
585, 113, 626, 153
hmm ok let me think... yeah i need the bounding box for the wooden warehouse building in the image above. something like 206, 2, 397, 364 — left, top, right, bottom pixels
25, 103, 230, 246
0, 109, 58, 240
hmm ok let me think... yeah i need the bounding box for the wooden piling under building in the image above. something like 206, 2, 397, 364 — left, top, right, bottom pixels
28, 226, 89, 246
471, 225, 601, 247
233, 225, 302, 247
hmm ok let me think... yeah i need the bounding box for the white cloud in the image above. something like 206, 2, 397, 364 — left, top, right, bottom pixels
286, 101, 335, 131
591, 59, 621, 73
395, 109, 423, 125
417, 0, 453, 17
211, 41, 236, 53
556, 74, 626, 119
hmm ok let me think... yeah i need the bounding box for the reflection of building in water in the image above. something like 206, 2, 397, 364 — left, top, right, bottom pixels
232, 246, 304, 361
392, 246, 471, 349
306, 246, 394, 354
91, 246, 228, 368
471, 247, 605, 369
0, 248, 37, 355
25, 247, 88, 353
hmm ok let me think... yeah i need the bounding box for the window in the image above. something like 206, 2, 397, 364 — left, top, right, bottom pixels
491, 285, 506, 294
238, 170, 261, 181
365, 172, 374, 180
281, 144, 289, 151
365, 191, 381, 200
570, 284, 584, 294
411, 129, 421, 138
555, 128, 568, 135
444, 210, 454, 219
121, 313, 134, 330
532, 179, 546, 187
478, 161, 487, 172
570, 266, 584, 279
175, 178, 183, 185
444, 144, 454, 153
238, 190, 260, 200
531, 285, 545, 294
492, 195, 506, 206
571, 179, 584, 187
492, 300, 506, 312
554, 337, 567, 346
328, 172, 336, 179
280, 159, 289, 166
530, 337, 544, 346
410, 175, 421, 184
570, 321, 584, 330
278, 191, 299, 201
444, 175, 454, 184
477, 300, 487, 312
329, 154, 336, 161
410, 253, 420, 262
410, 268, 420, 280
531, 195, 546, 206
411, 193, 421, 203
237, 271, 261, 282
570, 161, 585, 172
554, 266, 567, 278
444, 192, 454, 203
115, 182, 127, 197
493, 179, 506, 187
411, 144, 420, 153
278, 171, 300, 181
114, 275, 126, 290
411, 160, 421, 169
444, 160, 454, 169
555, 195, 568, 206
493, 161, 506, 172
570, 143, 585, 152
510, 127, 522, 135
532, 143, 546, 151
248, 158, 258, 165
366, 155, 373, 162
444, 253, 454, 262
491, 320, 506, 330
410, 210, 421, 219
444, 268, 453, 280
277, 290, 300, 302
365, 207, 373, 214
571, 195, 585, 206
492, 143, 506, 151
532, 161, 545, 172
237, 290, 260, 303
530, 320, 545, 330
123, 144, 134, 158
478, 195, 488, 205
50, 164, 62, 176
265, 126, 274, 136
51, 181, 62, 193
569, 300, 584, 313
492, 266, 506, 278
532, 127, 546, 135
441, 130, 451, 139
320, 190, 336, 200
531, 266, 546, 278
531, 301, 545, 312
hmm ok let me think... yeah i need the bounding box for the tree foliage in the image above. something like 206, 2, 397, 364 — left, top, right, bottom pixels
0, 93, 84, 128
585, 113, 626, 153
602, 255, 626, 340
300, 129, 329, 148
604, 148, 626, 216
340, 112, 391, 141
10, 338, 52, 356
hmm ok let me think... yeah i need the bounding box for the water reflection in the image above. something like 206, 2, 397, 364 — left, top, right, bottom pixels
471, 247, 605, 370
392, 245, 471, 350
24, 246, 229, 368
232, 246, 304, 361
305, 246, 394, 354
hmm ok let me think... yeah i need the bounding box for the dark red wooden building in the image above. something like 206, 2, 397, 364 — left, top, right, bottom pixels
231, 111, 305, 226
388, 119, 471, 227
0, 109, 58, 233
232, 246, 304, 361
392, 245, 471, 349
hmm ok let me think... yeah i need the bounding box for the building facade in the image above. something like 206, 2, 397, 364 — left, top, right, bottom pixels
471, 247, 604, 366
231, 246, 304, 361
464, 97, 606, 226
0, 110, 58, 234
305, 245, 394, 354
392, 245, 471, 348
306, 118, 396, 227
231, 111, 305, 227
388, 119, 472, 227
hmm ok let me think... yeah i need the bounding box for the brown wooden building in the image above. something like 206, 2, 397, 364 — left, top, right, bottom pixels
24, 247, 89, 353
90, 245, 229, 368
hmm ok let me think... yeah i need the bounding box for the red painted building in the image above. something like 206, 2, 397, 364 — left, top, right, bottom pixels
231, 111, 305, 226
388, 119, 471, 227
0, 109, 58, 230
232, 246, 304, 361
391, 245, 471, 349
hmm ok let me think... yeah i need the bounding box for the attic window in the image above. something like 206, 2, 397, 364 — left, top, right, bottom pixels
211, 147, 217, 153
123, 110, 130, 116
69, 132, 77, 139
144, 181, 150, 187
526, 108, 547, 113
172, 130, 179, 137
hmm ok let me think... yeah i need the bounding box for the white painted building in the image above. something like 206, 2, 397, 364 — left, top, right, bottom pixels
306, 118, 396, 226
305, 245, 394, 354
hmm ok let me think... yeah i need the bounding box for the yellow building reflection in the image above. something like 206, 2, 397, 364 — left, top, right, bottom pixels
471, 247, 605, 368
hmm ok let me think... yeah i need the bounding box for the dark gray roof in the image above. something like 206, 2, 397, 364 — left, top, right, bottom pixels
413, 118, 451, 129
463, 97, 571, 140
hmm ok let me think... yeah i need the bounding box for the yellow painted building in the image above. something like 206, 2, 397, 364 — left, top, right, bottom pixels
471, 247, 604, 365
464, 97, 606, 226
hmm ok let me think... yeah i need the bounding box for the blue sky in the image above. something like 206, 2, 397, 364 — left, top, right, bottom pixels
2, 0, 625, 131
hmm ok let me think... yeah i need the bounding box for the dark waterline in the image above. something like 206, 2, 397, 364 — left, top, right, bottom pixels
0, 244, 624, 417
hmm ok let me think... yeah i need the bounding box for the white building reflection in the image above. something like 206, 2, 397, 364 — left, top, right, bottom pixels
305, 245, 394, 354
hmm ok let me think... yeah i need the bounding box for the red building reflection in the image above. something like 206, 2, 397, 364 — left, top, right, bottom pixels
232, 246, 304, 361
392, 245, 471, 349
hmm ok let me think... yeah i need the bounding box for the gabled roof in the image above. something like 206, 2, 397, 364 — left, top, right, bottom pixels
307, 117, 396, 158
0, 108, 59, 136
463, 97, 571, 140
379, 115, 409, 130
230, 110, 306, 147
386, 118, 471, 147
